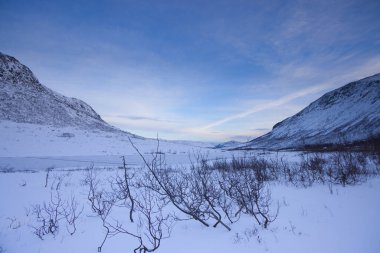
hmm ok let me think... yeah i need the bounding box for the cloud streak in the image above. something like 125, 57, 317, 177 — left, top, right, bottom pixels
198, 83, 331, 130
196, 52, 380, 136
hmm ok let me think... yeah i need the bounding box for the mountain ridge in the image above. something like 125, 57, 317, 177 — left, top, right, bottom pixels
239, 73, 380, 150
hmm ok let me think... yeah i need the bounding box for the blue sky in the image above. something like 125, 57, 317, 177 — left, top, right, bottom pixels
1, 0, 380, 141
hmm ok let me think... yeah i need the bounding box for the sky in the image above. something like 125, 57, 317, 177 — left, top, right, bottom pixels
1, 0, 380, 142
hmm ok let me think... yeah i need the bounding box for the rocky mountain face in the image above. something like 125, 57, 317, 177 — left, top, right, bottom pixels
0, 52, 120, 132
241, 74, 380, 150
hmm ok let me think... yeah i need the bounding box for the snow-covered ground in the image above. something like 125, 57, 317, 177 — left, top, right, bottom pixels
1, 120, 302, 172
0, 120, 229, 171
0, 166, 379, 253
1, 120, 379, 253
0, 120, 217, 157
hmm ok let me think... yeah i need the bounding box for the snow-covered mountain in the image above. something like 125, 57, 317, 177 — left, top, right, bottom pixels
0, 52, 120, 132
0, 52, 220, 157
241, 74, 380, 150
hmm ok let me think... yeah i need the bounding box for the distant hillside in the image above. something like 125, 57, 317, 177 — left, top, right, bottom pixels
240, 74, 380, 150
213, 141, 242, 149
0, 52, 122, 132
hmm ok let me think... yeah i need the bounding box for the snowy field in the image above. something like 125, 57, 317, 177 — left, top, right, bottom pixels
0, 151, 379, 253
0, 165, 379, 253
0, 120, 217, 158
0, 119, 226, 171
0, 120, 379, 253
0, 120, 293, 171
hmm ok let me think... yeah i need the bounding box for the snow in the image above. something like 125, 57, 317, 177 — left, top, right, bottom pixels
0, 166, 379, 253
0, 120, 217, 157
0, 116, 378, 253
0, 119, 246, 176
0, 119, 237, 173
4, 116, 375, 253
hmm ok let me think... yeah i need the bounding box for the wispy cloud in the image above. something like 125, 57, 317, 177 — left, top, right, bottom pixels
193, 53, 380, 137
198, 84, 331, 130
109, 115, 176, 123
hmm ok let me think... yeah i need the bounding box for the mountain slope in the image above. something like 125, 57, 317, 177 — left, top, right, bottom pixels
242, 74, 380, 150
0, 52, 120, 132
213, 141, 242, 149
0, 52, 220, 157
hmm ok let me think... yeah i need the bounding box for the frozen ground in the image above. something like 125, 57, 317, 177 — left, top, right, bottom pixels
0, 166, 379, 253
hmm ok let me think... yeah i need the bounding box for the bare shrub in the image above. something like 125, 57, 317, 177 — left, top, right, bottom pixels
44, 167, 53, 188
7, 217, 21, 229
130, 138, 281, 231
84, 163, 173, 253
219, 168, 278, 229
130, 187, 172, 253
187, 159, 233, 230
63, 195, 83, 235
212, 158, 230, 171
327, 152, 369, 186
129, 138, 213, 228
82, 140, 378, 251
212, 156, 279, 228
85, 167, 115, 252
214, 156, 276, 182
130, 138, 239, 231
268, 152, 289, 181
30, 190, 83, 239
290, 153, 327, 187
111, 156, 136, 223
287, 151, 378, 188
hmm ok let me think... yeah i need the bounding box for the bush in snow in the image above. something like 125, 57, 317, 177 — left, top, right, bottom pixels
84, 162, 173, 253
29, 190, 83, 239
